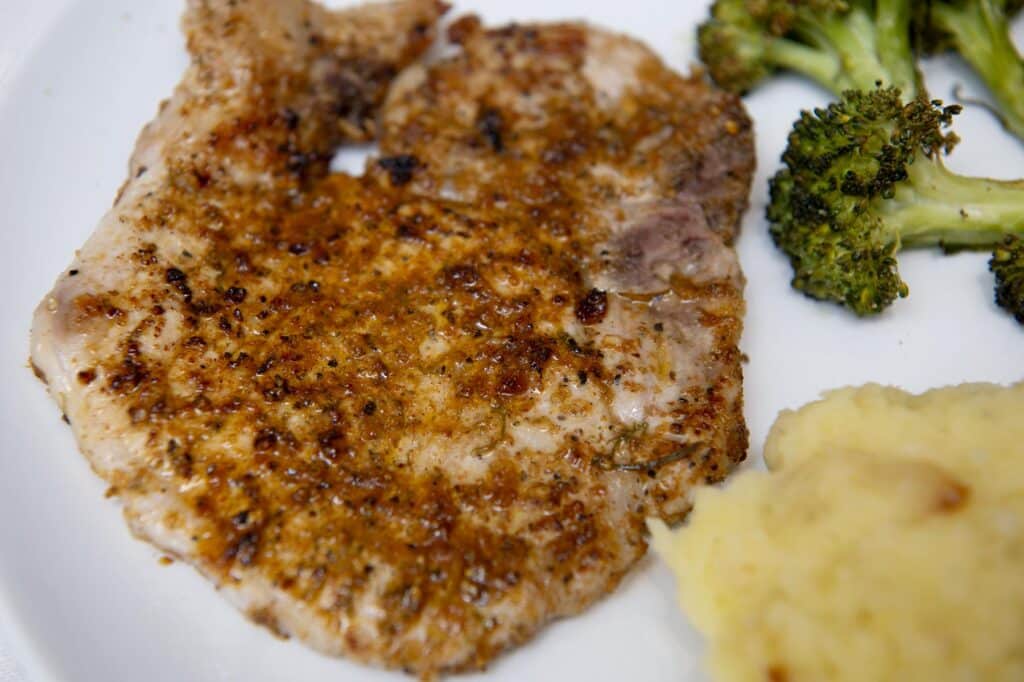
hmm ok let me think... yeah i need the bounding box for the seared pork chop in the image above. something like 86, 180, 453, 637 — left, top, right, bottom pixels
30, 0, 753, 676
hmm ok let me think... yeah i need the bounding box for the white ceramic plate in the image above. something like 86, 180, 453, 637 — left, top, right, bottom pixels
1, 2, 1022, 681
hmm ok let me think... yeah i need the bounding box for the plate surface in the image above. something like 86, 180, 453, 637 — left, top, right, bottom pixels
1, 2, 1022, 681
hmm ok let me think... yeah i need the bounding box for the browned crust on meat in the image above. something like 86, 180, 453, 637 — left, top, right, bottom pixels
30, 3, 752, 677
381, 21, 755, 244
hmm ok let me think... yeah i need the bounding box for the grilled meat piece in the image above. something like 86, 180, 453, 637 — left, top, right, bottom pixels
30, 0, 753, 676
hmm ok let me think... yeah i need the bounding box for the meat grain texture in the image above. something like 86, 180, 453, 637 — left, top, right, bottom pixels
29, 0, 754, 676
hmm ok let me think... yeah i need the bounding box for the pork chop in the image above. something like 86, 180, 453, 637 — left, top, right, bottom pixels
29, 0, 754, 676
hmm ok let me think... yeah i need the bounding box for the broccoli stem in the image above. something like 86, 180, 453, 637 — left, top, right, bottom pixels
932, 0, 1024, 140
874, 0, 918, 97
765, 39, 845, 92
793, 8, 893, 94
882, 159, 1024, 247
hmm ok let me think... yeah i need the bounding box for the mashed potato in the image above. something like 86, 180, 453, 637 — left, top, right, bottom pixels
651, 383, 1024, 682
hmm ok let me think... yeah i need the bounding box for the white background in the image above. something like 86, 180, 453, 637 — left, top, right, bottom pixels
0, 2, 76, 677
0, 2, 1022, 681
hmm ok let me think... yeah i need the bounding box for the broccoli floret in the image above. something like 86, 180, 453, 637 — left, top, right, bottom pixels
990, 236, 1024, 324
698, 0, 920, 98
769, 86, 1024, 315
917, 1, 1024, 141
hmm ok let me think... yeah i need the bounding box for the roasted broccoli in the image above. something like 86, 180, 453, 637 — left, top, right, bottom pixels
990, 236, 1024, 324
698, 0, 920, 98
768, 86, 1024, 315
918, 0, 1024, 140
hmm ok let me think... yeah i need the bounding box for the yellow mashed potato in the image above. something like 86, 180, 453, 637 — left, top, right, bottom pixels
651, 383, 1024, 682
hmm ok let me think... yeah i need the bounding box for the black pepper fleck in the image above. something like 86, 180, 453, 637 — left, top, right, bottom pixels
225, 286, 247, 303
477, 108, 504, 152
575, 289, 608, 325
253, 428, 278, 451
378, 155, 420, 185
